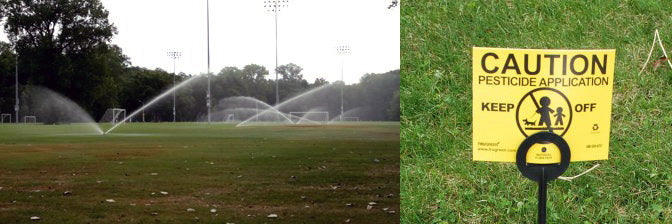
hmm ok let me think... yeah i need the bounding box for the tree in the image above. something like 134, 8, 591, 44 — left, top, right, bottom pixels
215, 66, 245, 98
1, 0, 123, 118
242, 64, 269, 81
276, 63, 303, 81
312, 78, 329, 87
117, 67, 174, 121
275, 63, 308, 101
388, 90, 400, 120
388, 0, 399, 9
353, 70, 400, 121
1, 0, 117, 54
0, 42, 16, 114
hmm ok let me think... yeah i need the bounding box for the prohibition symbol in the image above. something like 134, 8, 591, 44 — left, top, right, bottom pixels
516, 88, 572, 137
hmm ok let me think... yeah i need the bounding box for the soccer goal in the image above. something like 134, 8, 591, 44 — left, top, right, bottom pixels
225, 114, 235, 122
342, 116, 360, 122
289, 111, 329, 124
100, 108, 127, 124
23, 116, 37, 124
1, 114, 11, 123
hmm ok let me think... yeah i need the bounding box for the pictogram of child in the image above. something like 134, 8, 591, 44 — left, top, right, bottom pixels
554, 107, 565, 126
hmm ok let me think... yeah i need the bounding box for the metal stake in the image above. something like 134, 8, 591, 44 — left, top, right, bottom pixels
538, 167, 547, 224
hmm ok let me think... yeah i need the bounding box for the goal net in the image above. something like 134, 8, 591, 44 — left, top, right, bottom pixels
289, 111, 329, 124
23, 116, 37, 124
1, 114, 11, 123
225, 114, 235, 122
100, 108, 127, 124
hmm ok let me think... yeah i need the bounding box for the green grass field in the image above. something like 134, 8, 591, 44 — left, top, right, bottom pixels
402, 1, 672, 223
0, 122, 399, 223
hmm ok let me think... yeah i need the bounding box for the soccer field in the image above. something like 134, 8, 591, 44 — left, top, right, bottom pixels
0, 122, 399, 223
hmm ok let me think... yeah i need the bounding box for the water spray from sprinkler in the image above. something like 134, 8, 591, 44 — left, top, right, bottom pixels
104, 74, 203, 135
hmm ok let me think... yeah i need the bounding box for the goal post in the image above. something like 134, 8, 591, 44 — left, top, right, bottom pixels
288, 111, 329, 124
225, 114, 235, 122
100, 108, 127, 124
1, 114, 11, 124
23, 116, 37, 124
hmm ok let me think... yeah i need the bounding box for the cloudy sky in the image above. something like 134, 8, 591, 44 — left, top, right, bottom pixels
1, 0, 400, 84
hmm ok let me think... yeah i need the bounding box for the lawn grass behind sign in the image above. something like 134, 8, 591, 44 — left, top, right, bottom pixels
402, 1, 672, 223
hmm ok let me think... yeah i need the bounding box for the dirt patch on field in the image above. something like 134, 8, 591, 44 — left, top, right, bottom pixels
0, 143, 82, 154
194, 187, 235, 196
285, 125, 323, 128
131, 195, 211, 207
284, 125, 365, 129
1, 143, 165, 160
0, 163, 102, 192
367, 164, 400, 178
0, 203, 34, 212
89, 147, 166, 160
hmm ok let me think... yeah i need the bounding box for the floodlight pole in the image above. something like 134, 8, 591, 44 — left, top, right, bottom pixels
206, 0, 212, 124
336, 45, 350, 121
340, 57, 344, 121
167, 51, 181, 123
265, 0, 289, 105
15, 51, 19, 124
275, 7, 279, 105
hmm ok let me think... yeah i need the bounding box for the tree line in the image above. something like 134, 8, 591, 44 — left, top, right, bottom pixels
0, 0, 398, 122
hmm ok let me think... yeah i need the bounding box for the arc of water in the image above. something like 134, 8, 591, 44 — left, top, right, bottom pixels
252, 107, 294, 122
104, 75, 202, 134
28, 86, 104, 134
236, 84, 334, 127
329, 107, 365, 123
295, 108, 329, 124
295, 116, 322, 125
212, 96, 294, 124
272, 84, 334, 111
234, 99, 295, 126
284, 112, 310, 124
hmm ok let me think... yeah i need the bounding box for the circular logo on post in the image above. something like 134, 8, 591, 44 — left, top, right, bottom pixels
515, 88, 572, 137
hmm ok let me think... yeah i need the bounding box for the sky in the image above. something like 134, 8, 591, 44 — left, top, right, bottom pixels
1, 0, 400, 84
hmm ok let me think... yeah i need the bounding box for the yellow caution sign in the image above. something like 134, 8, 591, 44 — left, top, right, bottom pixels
472, 47, 615, 163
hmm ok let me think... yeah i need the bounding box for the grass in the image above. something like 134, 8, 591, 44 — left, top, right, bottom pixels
402, 0, 672, 223
0, 122, 399, 223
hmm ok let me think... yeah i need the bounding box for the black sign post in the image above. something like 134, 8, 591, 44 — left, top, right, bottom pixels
516, 132, 571, 224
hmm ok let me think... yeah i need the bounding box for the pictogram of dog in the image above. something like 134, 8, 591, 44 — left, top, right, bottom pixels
523, 119, 536, 126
